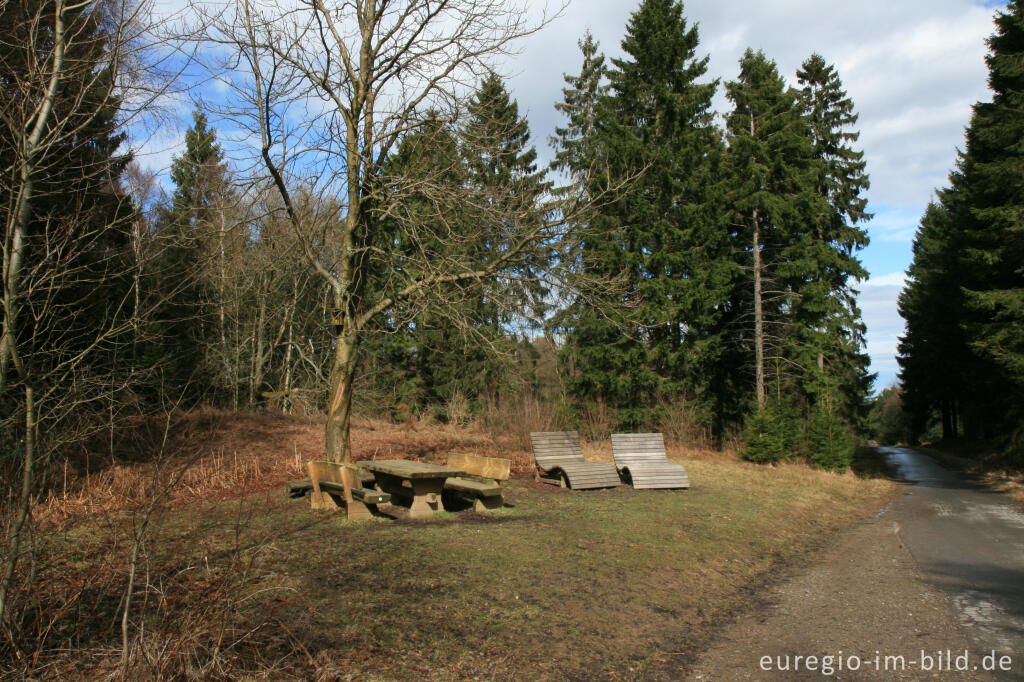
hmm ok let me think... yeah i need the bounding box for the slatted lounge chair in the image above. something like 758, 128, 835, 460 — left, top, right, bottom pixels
529, 431, 620, 490
610, 432, 690, 489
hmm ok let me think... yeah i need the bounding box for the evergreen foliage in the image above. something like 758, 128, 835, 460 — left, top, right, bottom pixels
724, 49, 824, 408
153, 109, 234, 403
0, 0, 136, 408
794, 55, 874, 427
805, 400, 854, 470
899, 2, 1024, 449
561, 0, 729, 431
740, 399, 789, 464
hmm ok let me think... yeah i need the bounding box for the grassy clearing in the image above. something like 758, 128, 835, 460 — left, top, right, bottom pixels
27, 434, 898, 680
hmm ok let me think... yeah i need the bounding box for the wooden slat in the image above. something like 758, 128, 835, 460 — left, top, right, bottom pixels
611, 433, 689, 490
350, 487, 391, 504
444, 478, 503, 497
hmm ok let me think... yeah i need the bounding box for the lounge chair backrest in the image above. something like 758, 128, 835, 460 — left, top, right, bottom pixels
611, 433, 668, 467
530, 430, 586, 474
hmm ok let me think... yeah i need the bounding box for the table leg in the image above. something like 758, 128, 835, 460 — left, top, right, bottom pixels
374, 473, 447, 518
407, 478, 446, 517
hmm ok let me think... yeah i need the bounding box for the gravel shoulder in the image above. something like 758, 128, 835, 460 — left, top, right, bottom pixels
677, 500, 999, 680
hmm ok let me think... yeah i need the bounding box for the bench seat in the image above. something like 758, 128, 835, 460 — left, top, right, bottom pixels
442, 453, 510, 511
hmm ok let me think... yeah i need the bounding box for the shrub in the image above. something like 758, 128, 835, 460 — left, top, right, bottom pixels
741, 403, 789, 464
806, 407, 854, 471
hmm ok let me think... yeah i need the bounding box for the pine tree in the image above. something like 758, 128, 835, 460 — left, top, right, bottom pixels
959, 2, 1024, 448
724, 49, 825, 410
794, 55, 874, 426
154, 109, 233, 402
563, 0, 729, 430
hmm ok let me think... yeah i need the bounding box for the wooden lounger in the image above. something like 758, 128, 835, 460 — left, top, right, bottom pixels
529, 431, 620, 490
610, 433, 689, 489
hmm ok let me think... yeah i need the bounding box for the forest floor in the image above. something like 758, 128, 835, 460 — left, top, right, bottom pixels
19, 411, 900, 680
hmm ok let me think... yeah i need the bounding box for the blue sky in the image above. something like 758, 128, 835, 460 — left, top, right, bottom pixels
142, 0, 1007, 392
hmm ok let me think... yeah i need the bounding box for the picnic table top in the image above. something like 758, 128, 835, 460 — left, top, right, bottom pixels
358, 459, 465, 479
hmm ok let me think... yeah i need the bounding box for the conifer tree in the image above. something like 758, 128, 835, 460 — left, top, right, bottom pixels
959, 1, 1024, 447
550, 31, 606, 182
897, 199, 976, 439
795, 55, 874, 425
899, 3, 1024, 447
372, 77, 548, 410
155, 109, 233, 402
563, 0, 728, 430
724, 49, 824, 410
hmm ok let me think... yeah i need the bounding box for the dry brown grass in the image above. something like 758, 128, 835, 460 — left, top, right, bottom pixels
10, 410, 901, 680
35, 410, 539, 529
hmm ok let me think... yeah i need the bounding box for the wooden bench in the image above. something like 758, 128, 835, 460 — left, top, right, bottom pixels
287, 469, 376, 496
443, 453, 510, 511
611, 433, 690, 489
529, 431, 620, 490
287, 461, 392, 520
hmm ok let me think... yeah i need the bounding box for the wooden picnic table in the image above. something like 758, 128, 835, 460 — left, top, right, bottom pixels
359, 460, 464, 518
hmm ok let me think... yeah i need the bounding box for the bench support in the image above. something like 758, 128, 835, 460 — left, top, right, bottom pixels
308, 461, 381, 520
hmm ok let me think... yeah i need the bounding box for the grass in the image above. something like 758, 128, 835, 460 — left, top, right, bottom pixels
21, 436, 898, 681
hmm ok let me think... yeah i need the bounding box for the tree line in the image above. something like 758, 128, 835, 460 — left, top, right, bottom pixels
896, 1, 1024, 461
0, 0, 876, 481
0, 0, 883, 650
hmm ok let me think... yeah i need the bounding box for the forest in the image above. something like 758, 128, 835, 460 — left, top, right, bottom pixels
893, 3, 1024, 457
1, 0, 1020, 671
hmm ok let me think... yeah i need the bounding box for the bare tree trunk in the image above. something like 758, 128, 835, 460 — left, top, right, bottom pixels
753, 207, 765, 409
218, 214, 229, 400
0, 386, 34, 641
325, 331, 358, 462
283, 282, 296, 414
749, 108, 766, 410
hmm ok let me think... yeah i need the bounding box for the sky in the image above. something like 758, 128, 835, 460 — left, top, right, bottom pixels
142, 0, 1008, 392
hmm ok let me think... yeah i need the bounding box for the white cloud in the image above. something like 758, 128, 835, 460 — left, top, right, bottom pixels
865, 272, 907, 288
506, 0, 1002, 388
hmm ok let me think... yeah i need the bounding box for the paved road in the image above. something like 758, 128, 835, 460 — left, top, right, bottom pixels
881, 446, 1024, 673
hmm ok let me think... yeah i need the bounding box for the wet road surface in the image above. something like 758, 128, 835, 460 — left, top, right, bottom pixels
881, 447, 1024, 674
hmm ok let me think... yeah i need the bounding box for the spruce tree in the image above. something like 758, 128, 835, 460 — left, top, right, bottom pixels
805, 402, 854, 470
724, 49, 825, 410
550, 31, 606, 182
959, 2, 1024, 448
375, 77, 548, 410
563, 0, 729, 430
155, 109, 233, 402
899, 3, 1024, 447
897, 200, 976, 440
794, 55, 874, 426
740, 399, 789, 464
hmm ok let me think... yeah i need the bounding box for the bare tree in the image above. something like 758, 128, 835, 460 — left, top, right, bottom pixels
0, 0, 178, 648
188, 0, 629, 462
